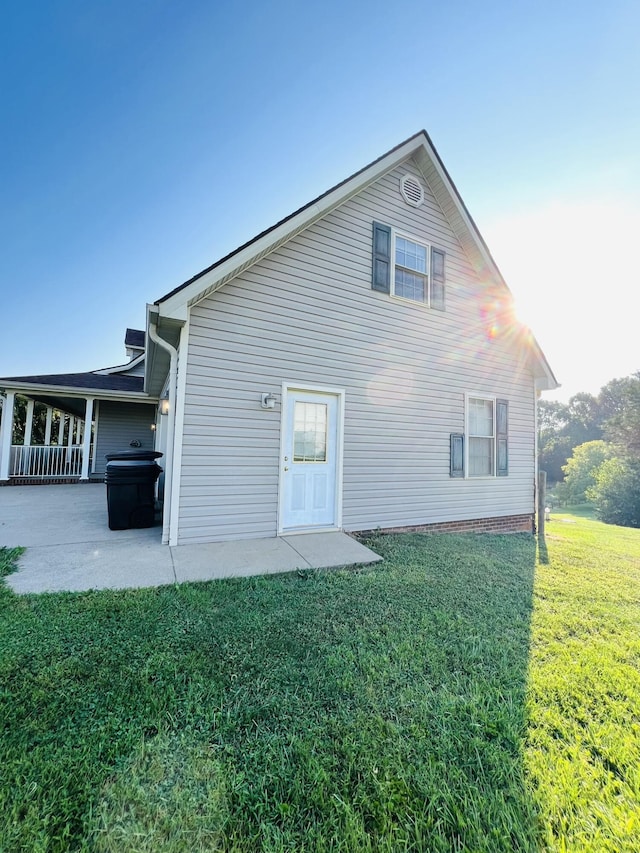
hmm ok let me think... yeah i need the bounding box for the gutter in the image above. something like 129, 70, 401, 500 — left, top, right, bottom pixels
148, 322, 178, 545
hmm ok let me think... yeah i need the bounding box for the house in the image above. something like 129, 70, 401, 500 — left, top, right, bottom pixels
0, 329, 157, 482
1, 131, 557, 545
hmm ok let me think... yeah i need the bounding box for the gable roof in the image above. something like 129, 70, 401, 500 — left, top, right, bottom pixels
151, 130, 558, 390
155, 131, 503, 314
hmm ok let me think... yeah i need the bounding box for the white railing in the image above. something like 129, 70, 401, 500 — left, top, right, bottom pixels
9, 445, 88, 478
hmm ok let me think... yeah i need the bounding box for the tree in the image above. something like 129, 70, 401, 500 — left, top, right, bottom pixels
604, 372, 640, 459
557, 440, 610, 505
588, 457, 640, 528
538, 393, 603, 485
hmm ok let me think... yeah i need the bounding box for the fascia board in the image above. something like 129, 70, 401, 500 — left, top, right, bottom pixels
0, 381, 158, 403
93, 352, 146, 375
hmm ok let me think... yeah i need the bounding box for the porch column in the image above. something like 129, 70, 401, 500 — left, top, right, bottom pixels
0, 390, 16, 481
45, 407, 53, 445
24, 399, 34, 446
58, 412, 66, 445
80, 398, 94, 481
66, 416, 74, 464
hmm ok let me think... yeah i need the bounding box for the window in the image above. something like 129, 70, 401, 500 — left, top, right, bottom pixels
469, 397, 494, 476
450, 397, 509, 478
372, 222, 445, 309
395, 236, 427, 302
293, 402, 327, 462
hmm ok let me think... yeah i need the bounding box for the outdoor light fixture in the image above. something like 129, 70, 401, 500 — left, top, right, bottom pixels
159, 396, 170, 416
261, 392, 277, 409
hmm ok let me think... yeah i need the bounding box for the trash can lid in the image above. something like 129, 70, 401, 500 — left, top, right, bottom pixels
105, 450, 163, 461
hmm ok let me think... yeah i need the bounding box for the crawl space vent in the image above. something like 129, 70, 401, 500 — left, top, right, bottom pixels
400, 174, 424, 207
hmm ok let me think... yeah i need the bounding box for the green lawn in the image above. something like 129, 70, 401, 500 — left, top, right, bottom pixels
1, 517, 639, 852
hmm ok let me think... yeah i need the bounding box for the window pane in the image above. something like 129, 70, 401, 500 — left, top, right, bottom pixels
395, 268, 426, 302
396, 237, 426, 273
293, 402, 327, 462
469, 436, 493, 476
469, 398, 494, 437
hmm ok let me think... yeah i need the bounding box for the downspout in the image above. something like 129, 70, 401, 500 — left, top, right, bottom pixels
148, 322, 178, 545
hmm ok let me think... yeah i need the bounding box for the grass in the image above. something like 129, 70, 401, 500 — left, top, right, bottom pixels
0, 517, 639, 851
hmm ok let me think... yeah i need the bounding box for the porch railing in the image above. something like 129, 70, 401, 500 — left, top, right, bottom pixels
9, 445, 90, 478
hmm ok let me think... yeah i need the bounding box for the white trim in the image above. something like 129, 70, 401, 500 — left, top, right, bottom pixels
80, 397, 94, 480
391, 228, 433, 307
93, 352, 146, 375
465, 392, 498, 479
44, 406, 53, 446
277, 381, 345, 536
91, 400, 100, 474
24, 399, 34, 446
0, 381, 157, 404
148, 320, 180, 545
168, 320, 190, 546
0, 390, 16, 481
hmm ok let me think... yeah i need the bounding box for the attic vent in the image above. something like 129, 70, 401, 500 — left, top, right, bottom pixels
400, 174, 424, 207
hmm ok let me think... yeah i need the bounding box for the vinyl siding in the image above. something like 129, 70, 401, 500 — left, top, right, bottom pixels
176, 157, 536, 543
93, 401, 157, 474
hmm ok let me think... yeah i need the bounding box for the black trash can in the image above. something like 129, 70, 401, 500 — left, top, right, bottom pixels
105, 450, 163, 530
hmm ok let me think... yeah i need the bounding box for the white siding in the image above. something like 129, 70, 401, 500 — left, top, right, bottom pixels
176, 158, 536, 543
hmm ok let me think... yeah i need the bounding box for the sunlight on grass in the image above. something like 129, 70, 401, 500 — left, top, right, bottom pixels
1, 521, 640, 851
526, 516, 640, 852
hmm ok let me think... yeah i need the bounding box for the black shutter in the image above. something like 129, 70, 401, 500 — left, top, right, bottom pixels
450, 433, 464, 477
431, 248, 445, 310
372, 222, 391, 293
496, 399, 508, 476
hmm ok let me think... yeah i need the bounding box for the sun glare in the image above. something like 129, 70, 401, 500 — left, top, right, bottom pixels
483, 197, 640, 399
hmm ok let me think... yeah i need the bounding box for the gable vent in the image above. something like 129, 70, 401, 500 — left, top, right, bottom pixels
400, 174, 424, 207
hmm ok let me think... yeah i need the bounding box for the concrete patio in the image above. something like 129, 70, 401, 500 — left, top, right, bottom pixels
0, 484, 382, 594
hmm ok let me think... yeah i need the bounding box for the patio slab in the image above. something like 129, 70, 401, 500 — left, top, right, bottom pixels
1, 484, 382, 594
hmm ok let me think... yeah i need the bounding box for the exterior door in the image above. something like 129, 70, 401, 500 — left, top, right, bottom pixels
281, 389, 340, 531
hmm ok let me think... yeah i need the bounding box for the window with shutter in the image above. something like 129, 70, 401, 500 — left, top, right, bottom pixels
496, 399, 509, 476
371, 222, 391, 293
371, 222, 446, 309
465, 395, 509, 478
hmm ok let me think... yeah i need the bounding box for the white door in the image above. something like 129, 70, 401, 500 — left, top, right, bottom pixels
281, 389, 340, 531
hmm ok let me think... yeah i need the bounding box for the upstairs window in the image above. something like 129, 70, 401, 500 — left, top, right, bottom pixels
372, 222, 445, 309
395, 236, 428, 302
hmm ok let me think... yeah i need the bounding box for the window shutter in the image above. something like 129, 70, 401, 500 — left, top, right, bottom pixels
496, 399, 508, 476
430, 248, 445, 310
372, 222, 391, 293
450, 433, 464, 477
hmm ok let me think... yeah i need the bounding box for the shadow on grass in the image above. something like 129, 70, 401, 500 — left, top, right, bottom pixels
0, 533, 541, 852
537, 533, 550, 564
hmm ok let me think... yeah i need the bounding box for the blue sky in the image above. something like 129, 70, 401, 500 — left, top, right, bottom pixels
2, 0, 639, 401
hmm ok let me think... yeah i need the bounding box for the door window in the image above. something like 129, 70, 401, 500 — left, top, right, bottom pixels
293, 402, 327, 462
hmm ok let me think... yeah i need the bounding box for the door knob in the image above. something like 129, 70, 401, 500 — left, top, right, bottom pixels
284, 466, 289, 471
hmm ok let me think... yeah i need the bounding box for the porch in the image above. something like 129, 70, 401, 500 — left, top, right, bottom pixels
0, 383, 158, 483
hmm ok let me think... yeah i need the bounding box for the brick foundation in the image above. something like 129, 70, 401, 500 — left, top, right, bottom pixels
356, 513, 534, 537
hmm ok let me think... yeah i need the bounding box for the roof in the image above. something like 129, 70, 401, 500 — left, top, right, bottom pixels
0, 373, 144, 393
149, 130, 558, 390
125, 328, 145, 348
